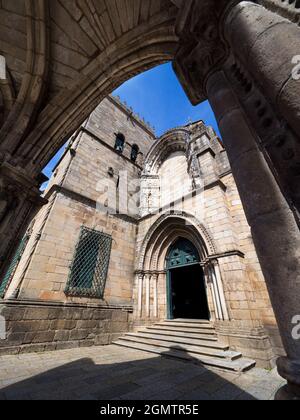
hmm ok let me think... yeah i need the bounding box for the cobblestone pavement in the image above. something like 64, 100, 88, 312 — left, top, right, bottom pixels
0, 345, 286, 400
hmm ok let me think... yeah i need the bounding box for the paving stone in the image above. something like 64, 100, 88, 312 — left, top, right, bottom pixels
212, 383, 246, 401
0, 345, 285, 401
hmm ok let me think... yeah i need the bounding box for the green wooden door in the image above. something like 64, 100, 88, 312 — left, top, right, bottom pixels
166, 238, 200, 319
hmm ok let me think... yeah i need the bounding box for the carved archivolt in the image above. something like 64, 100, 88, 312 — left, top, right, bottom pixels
137, 211, 217, 272
144, 129, 190, 175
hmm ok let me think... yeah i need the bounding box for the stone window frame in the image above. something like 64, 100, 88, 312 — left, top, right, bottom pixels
65, 227, 112, 299
114, 132, 126, 154
131, 144, 139, 162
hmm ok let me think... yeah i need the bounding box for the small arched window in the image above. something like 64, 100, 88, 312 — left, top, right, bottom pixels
114, 133, 125, 153
131, 144, 139, 163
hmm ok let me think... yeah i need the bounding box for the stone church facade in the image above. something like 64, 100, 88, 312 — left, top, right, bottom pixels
0, 96, 282, 368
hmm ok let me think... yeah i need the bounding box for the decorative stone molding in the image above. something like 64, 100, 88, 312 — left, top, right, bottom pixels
173, 0, 238, 104
137, 211, 217, 272
141, 122, 225, 217
224, 55, 300, 217
144, 128, 190, 175
258, 0, 300, 24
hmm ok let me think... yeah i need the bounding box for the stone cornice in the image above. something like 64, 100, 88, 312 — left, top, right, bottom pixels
0, 299, 133, 312
45, 185, 139, 226
207, 250, 245, 260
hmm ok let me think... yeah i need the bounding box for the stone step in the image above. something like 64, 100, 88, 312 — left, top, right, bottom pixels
155, 321, 215, 330
147, 325, 216, 335
127, 332, 229, 350
137, 329, 218, 342
169, 319, 211, 324
117, 336, 240, 360
113, 341, 256, 373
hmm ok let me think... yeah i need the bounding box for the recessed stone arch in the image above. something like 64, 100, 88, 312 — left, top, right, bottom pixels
137, 211, 217, 272
144, 128, 190, 175
135, 212, 229, 323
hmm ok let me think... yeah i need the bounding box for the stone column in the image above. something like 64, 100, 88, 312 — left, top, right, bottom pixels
204, 265, 216, 321
145, 273, 151, 319
206, 69, 300, 399
152, 274, 158, 319
137, 273, 144, 319
225, 1, 300, 140
208, 265, 223, 321
211, 260, 230, 322
158, 271, 167, 320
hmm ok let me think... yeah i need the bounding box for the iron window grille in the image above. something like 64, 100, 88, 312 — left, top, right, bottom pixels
0, 235, 29, 298
65, 227, 112, 299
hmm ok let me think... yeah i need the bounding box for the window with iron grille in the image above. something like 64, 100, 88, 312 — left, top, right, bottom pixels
0, 235, 29, 298
65, 227, 112, 299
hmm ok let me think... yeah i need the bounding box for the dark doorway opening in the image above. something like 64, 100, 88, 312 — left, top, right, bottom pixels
169, 264, 209, 320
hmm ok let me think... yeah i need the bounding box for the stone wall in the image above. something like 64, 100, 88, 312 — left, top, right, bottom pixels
0, 301, 132, 355
86, 96, 155, 163
135, 172, 276, 332
5, 97, 154, 305
133, 123, 281, 367
0, 104, 282, 366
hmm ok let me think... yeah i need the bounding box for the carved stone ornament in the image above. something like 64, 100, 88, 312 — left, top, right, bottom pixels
0, 183, 19, 224
173, 0, 239, 104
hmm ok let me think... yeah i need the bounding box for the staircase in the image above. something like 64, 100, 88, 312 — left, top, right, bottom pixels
113, 319, 256, 373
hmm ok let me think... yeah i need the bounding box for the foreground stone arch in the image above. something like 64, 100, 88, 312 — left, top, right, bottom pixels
22, 31, 178, 176
0, 0, 299, 398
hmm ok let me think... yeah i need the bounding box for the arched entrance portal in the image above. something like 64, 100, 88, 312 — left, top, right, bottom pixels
166, 238, 210, 321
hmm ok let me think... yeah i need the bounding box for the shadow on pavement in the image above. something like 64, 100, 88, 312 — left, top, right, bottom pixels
0, 345, 258, 400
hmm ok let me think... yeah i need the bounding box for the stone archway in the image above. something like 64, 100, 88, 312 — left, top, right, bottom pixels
0, 0, 299, 398
137, 212, 217, 272
134, 212, 228, 325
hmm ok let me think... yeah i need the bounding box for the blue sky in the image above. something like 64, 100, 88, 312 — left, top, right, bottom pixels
114, 63, 220, 138
42, 63, 219, 185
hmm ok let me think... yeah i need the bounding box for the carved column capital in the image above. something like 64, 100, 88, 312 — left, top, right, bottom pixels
0, 162, 47, 205
173, 0, 239, 104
